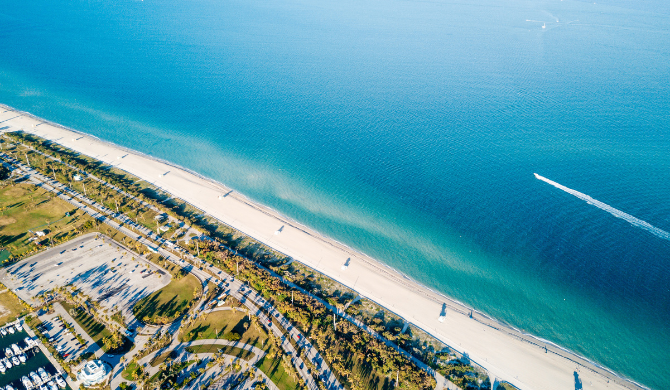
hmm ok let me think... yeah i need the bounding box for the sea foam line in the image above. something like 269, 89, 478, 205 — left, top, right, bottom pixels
534, 173, 670, 241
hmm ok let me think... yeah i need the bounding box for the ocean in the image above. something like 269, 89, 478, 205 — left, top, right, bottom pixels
0, 0, 669, 387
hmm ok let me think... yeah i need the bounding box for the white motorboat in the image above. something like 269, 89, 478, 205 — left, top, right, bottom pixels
14, 323, 22, 332
6, 384, 15, 390
0, 328, 6, 336
55, 376, 66, 388
47, 382, 57, 390
3, 357, 12, 368
21, 376, 33, 390
4, 348, 13, 357
11, 356, 19, 366
11, 344, 21, 355
38, 368, 48, 382
0, 360, 5, 373
6, 327, 14, 335
30, 371, 42, 386
18, 353, 26, 363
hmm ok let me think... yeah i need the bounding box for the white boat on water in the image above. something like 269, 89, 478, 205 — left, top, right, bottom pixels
47, 381, 57, 390
11, 356, 19, 366
24, 337, 35, 348
4, 348, 13, 357
18, 353, 26, 363
7, 384, 15, 390
55, 376, 66, 388
14, 323, 22, 332
0, 328, 6, 336
0, 360, 5, 373
30, 371, 43, 386
21, 375, 33, 390
11, 344, 21, 355
3, 357, 12, 368
38, 368, 48, 382
6, 327, 14, 335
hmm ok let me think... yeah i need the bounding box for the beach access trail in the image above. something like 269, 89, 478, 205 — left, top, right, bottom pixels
0, 106, 644, 390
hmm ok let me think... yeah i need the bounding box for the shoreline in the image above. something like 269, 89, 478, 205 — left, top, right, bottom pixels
0, 104, 647, 390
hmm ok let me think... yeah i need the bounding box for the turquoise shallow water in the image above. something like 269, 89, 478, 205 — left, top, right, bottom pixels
1, 0, 669, 387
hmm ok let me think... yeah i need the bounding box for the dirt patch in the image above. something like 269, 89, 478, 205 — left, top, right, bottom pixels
2, 187, 26, 198
0, 216, 16, 227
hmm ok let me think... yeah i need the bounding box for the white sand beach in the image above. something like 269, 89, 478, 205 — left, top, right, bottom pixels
0, 105, 643, 390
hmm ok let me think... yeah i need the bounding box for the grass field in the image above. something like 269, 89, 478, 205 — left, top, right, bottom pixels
0, 183, 92, 257
132, 268, 201, 324
61, 302, 133, 353
256, 344, 300, 390
185, 344, 254, 359
180, 309, 268, 349
122, 362, 144, 380
0, 290, 29, 326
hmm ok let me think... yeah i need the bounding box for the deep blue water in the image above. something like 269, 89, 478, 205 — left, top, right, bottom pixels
1, 0, 669, 387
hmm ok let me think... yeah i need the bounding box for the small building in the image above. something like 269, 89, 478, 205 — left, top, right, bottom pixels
73, 174, 83, 181
77, 360, 110, 387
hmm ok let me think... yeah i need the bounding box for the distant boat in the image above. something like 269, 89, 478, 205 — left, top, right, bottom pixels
4, 348, 13, 357
10, 356, 18, 366
6, 327, 14, 335
0, 360, 5, 373
18, 353, 26, 363
0, 328, 6, 336
3, 357, 12, 368
542, 22, 546, 28
14, 323, 22, 332
11, 344, 21, 355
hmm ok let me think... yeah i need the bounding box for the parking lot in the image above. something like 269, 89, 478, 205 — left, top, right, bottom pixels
0, 233, 171, 316
35, 314, 88, 362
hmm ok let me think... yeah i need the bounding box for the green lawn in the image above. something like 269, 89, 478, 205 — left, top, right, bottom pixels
180, 309, 268, 349
0, 183, 89, 257
0, 290, 29, 326
122, 362, 144, 380
61, 302, 133, 353
132, 271, 201, 325
186, 344, 254, 360
256, 345, 300, 390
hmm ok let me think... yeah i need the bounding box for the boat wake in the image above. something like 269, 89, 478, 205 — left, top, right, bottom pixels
534, 173, 670, 241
